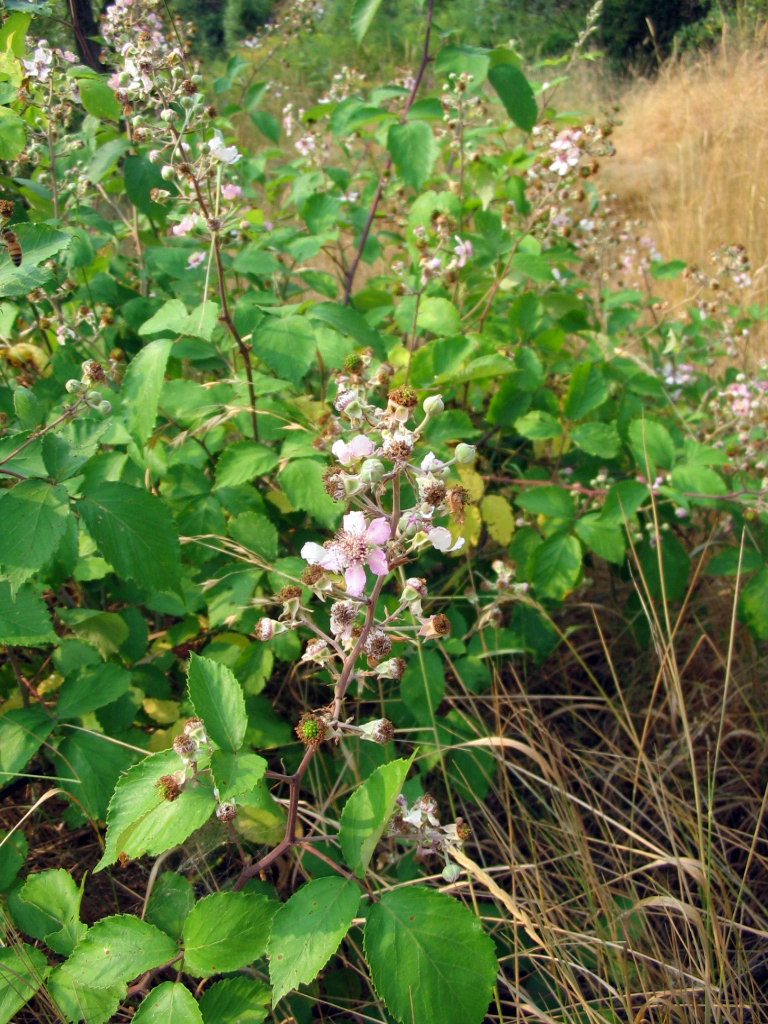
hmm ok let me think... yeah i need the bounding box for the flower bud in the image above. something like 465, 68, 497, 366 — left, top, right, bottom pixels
454, 443, 476, 464
423, 394, 444, 416
442, 863, 462, 883
98, 400, 112, 416
359, 458, 385, 484
65, 379, 84, 394
86, 391, 102, 403
148, 149, 162, 164
160, 108, 178, 123
160, 164, 175, 181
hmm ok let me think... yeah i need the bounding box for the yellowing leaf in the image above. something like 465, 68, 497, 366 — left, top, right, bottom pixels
462, 505, 482, 548
457, 465, 485, 501
480, 495, 515, 545
142, 698, 180, 725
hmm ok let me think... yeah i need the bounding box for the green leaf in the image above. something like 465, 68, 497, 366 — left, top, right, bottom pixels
56, 662, 132, 719
636, 534, 690, 603
0, 479, 71, 593
351, 0, 383, 41
133, 982, 203, 1023
250, 109, 280, 141
121, 339, 172, 447
18, 868, 86, 956
0, 706, 55, 786
339, 757, 412, 877
228, 511, 278, 561
670, 464, 726, 504
0, 224, 70, 298
602, 480, 649, 522
574, 514, 626, 565
705, 547, 764, 576
488, 63, 537, 131
182, 891, 277, 977
47, 962, 124, 1024
0, 581, 56, 646
530, 532, 582, 599
364, 887, 497, 1024
215, 442, 279, 488
564, 362, 609, 419
253, 316, 316, 386
310, 302, 385, 356
210, 751, 267, 801
435, 45, 490, 89
278, 458, 340, 530
0, 827, 27, 891
199, 977, 271, 1024
627, 418, 676, 474
124, 154, 170, 219
187, 653, 247, 753
138, 299, 219, 341
400, 649, 444, 721
0, 107, 26, 160
416, 297, 461, 336
514, 410, 562, 439
77, 481, 182, 591
649, 259, 686, 280
268, 876, 360, 1004
387, 121, 438, 190
78, 78, 121, 120
740, 566, 768, 638
0, 944, 49, 1023
63, 915, 177, 988
571, 422, 621, 458
515, 485, 575, 520
53, 730, 135, 822
146, 871, 196, 939
96, 750, 216, 870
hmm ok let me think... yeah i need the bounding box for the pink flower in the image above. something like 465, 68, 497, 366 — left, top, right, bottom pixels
186, 251, 206, 269
301, 510, 390, 597
221, 183, 243, 200
172, 214, 197, 237
331, 434, 374, 465
453, 236, 473, 268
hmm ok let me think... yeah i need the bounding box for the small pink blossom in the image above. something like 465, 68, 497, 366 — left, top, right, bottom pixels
221, 183, 243, 200
172, 214, 197, 237
332, 434, 375, 465
301, 510, 390, 597
186, 251, 206, 269
453, 236, 473, 268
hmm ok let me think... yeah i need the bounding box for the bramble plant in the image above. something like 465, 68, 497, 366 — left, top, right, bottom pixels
0, 0, 767, 1022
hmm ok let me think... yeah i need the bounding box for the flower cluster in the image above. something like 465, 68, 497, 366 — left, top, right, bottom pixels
387, 793, 470, 880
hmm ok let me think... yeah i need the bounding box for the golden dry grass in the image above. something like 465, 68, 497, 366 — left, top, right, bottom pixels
594, 33, 768, 355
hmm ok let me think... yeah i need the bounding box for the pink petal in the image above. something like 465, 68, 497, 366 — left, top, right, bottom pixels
331, 439, 351, 464
343, 510, 366, 537
348, 434, 375, 458
344, 563, 366, 597
366, 548, 388, 576
365, 517, 391, 545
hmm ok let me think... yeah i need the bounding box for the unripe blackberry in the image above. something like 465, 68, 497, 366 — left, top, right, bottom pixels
295, 713, 326, 747
156, 774, 182, 801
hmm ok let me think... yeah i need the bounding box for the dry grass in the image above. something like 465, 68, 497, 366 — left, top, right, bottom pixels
593, 32, 768, 357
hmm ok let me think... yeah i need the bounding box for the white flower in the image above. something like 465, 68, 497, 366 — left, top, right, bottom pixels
428, 527, 464, 553
209, 133, 242, 165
